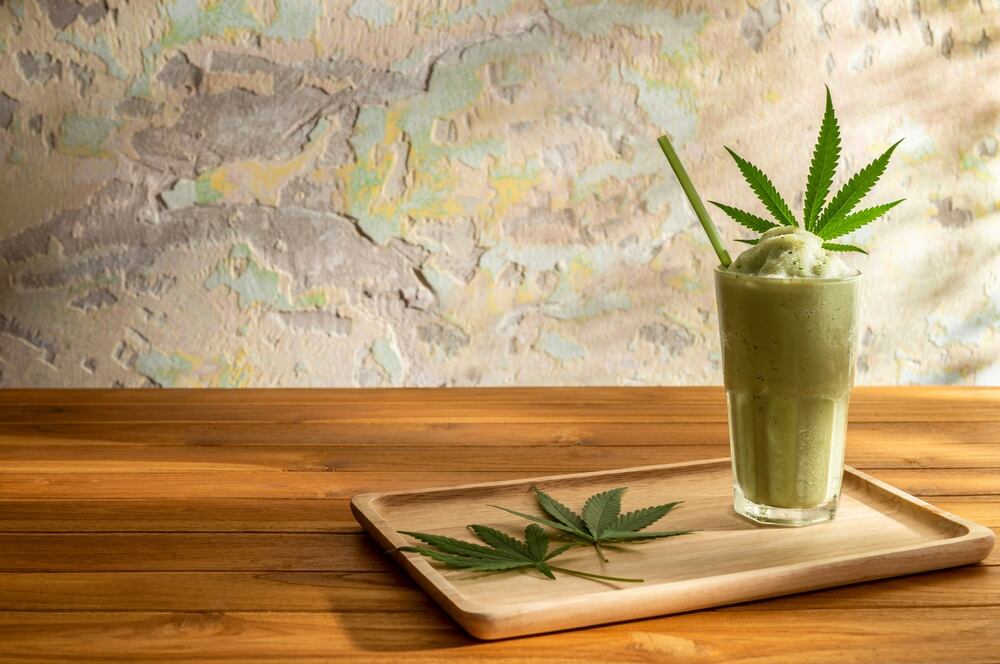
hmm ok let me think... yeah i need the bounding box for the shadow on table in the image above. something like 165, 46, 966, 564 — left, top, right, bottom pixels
334, 611, 477, 653
332, 535, 475, 652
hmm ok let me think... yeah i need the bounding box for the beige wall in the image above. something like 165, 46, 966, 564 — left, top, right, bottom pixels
0, 0, 997, 387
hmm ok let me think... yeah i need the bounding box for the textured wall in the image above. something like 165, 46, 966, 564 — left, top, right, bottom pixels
0, 0, 997, 387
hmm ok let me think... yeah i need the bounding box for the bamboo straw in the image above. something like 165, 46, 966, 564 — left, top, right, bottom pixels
657, 134, 732, 267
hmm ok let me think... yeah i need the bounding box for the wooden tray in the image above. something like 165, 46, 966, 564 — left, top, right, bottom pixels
351, 458, 994, 640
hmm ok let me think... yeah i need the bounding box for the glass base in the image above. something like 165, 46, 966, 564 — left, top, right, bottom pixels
734, 487, 838, 527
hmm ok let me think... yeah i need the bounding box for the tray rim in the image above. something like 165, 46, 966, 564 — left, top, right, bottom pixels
351, 457, 995, 639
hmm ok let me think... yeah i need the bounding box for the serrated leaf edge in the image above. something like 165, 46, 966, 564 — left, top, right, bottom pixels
532, 486, 588, 532
818, 199, 904, 241
822, 242, 868, 254
581, 487, 626, 538
814, 139, 902, 234
606, 501, 682, 534
724, 146, 797, 226
803, 86, 842, 230
709, 200, 778, 233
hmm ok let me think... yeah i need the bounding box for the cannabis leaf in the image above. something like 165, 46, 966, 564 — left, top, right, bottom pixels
817, 199, 904, 241
494, 486, 690, 563
399, 524, 643, 583
709, 200, 778, 233
711, 88, 903, 254
724, 146, 797, 227
813, 140, 903, 238
803, 86, 842, 231
582, 487, 624, 539
821, 242, 868, 255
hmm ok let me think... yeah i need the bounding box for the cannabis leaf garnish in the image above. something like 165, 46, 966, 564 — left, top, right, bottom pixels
709, 201, 777, 234
721, 147, 797, 227
708, 86, 903, 253
494, 486, 691, 563
803, 86, 842, 230
399, 524, 643, 583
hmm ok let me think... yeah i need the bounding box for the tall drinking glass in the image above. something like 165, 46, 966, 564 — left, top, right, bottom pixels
714, 268, 861, 526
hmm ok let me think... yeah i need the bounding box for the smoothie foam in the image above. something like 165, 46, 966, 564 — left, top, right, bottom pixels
727, 226, 855, 279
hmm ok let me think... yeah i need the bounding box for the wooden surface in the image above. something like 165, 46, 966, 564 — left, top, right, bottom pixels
353, 459, 993, 639
0, 386, 998, 661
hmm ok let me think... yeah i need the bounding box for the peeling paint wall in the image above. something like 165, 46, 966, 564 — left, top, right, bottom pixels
0, 0, 998, 387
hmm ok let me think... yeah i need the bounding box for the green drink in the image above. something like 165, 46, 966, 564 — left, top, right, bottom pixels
715, 227, 861, 526
656, 88, 901, 526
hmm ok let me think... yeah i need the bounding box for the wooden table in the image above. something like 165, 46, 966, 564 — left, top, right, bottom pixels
0, 387, 997, 662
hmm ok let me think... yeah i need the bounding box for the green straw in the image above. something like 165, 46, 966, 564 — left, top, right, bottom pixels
657, 134, 731, 267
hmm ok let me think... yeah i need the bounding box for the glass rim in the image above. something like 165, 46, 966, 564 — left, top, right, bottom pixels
714, 265, 862, 283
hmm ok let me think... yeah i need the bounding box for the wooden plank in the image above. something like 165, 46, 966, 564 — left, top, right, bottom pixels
5, 420, 999, 448
0, 386, 733, 406
931, 496, 1000, 527
1, 566, 997, 613
0, 571, 429, 612
1, 387, 997, 423
0, 385, 995, 413
0, 471, 546, 499
0, 571, 426, 612
0, 533, 389, 572
0, 402, 732, 424
2, 467, 999, 500
0, 499, 361, 533
719, 565, 1000, 611
0, 444, 728, 473
0, 496, 994, 534
0, 528, 994, 574
1, 496, 993, 534
1, 609, 999, 663
0, 421, 734, 446
4, 440, 1000, 472
870, 469, 1000, 497
0, 386, 717, 406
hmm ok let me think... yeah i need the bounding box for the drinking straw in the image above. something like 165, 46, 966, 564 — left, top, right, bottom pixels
657, 134, 732, 267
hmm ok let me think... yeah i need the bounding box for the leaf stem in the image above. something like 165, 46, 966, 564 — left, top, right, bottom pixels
550, 566, 644, 583
657, 134, 732, 267
593, 541, 609, 564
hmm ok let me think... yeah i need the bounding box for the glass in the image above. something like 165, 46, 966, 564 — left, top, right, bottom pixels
714, 267, 861, 526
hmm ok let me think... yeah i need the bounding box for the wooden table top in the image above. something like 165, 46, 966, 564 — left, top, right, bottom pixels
0, 386, 997, 662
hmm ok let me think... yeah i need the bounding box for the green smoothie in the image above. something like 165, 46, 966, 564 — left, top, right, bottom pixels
715, 227, 860, 526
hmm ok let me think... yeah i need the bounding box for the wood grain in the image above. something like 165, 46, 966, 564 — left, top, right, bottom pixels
0, 387, 997, 659
0, 571, 431, 612
6, 419, 999, 447
2, 566, 998, 613
3, 467, 999, 500
4, 439, 1000, 471
0, 386, 996, 419
1, 387, 998, 423
0, 496, 996, 534
0, 527, 995, 574
0, 533, 388, 572
2, 609, 1000, 664
0, 498, 360, 533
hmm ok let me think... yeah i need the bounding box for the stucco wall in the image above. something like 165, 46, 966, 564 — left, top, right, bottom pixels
0, 0, 997, 387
